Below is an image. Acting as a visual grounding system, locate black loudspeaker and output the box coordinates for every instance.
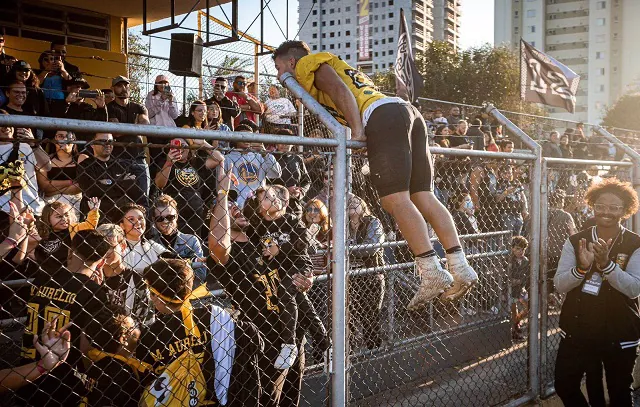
[169,33,203,78]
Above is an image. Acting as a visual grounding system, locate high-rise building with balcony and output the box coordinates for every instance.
[495,0,640,123]
[298,0,462,74]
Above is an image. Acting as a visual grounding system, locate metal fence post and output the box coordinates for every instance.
[485,103,542,401]
[539,159,550,395]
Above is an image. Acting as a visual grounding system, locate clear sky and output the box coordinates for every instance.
[136,0,495,55]
[459,0,495,49]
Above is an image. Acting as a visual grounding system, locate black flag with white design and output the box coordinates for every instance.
[520,39,580,113]
[394,8,423,103]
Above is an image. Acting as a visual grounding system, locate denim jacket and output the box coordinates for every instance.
[172,231,208,285]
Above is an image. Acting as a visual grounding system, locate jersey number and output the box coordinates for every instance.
[254,269,281,313]
[22,303,71,359]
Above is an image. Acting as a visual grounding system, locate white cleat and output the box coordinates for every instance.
[441,253,478,302]
[407,256,454,311]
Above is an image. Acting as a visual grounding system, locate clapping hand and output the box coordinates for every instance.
[593,238,613,269]
[33,318,71,372]
[577,238,595,270]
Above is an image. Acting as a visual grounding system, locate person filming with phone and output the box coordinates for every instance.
[36,51,70,112]
[49,74,107,137]
[145,74,179,128]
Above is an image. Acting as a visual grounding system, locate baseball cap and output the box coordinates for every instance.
[155,74,169,84]
[64,73,90,89]
[111,75,130,86]
[13,60,31,71]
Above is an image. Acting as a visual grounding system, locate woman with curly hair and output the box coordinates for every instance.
[554,177,640,407]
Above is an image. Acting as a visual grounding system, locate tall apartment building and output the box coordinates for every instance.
[495,0,640,123]
[298,0,462,75]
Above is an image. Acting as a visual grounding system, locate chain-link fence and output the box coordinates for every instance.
[1,72,640,406]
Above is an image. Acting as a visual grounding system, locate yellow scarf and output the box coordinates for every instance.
[148,284,211,337]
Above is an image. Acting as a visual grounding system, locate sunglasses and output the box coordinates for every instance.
[593,203,624,213]
[306,207,321,214]
[155,214,177,223]
[236,81,246,85]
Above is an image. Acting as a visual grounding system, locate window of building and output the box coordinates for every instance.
[382,63,386,68]
[312,10,317,15]
[313,33,318,38]
[531,41,535,47]
[389,12,394,18]
[337,20,341,24]
[382,14,385,20]
[2,3,112,50]
[374,52,378,57]
[382,39,386,44]
[346,19,351,24]
[374,40,379,45]
[514,11,519,17]
[330,32,335,37]
[346,30,351,35]
[596,18,606,26]
[330,44,335,49]
[346,42,351,48]
[389,37,394,43]
[598,84,605,92]
[313,21,317,27]
[596,51,605,59]
[389,25,394,30]
[375,15,378,20]
[529,25,536,33]
[338,31,341,36]
[596,1,606,9]
[389,49,394,55]
[526,9,536,18]
[597,68,605,75]
[375,27,378,33]
[375,64,378,69]
[382,51,386,56]
[322,45,326,50]
[322,33,326,38]
[313,45,318,50]
[389,0,393,5]
[330,20,335,26]
[346,6,351,11]
[322,9,326,14]
[322,21,326,26]
[346,54,351,60]
[382,26,386,32]
[330,8,334,13]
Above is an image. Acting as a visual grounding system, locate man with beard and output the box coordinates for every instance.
[554,178,640,406]
[106,76,150,197]
[208,166,309,406]
[77,133,147,222]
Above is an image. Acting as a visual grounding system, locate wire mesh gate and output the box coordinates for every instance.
[1,76,639,406]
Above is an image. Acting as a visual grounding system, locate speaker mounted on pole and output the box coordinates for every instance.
[169,33,203,78]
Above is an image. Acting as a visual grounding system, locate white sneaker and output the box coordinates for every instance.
[407,256,454,311]
[441,251,478,301]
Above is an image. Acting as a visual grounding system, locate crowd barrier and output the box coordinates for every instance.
[0,74,638,406]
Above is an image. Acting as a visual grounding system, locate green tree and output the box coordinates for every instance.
[127,31,151,104]
[602,93,640,131]
[371,41,544,118]
[213,55,252,77]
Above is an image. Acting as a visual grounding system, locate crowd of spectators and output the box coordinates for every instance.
[0,34,635,405]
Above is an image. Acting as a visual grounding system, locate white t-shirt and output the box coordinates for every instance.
[264,97,297,124]
[0,142,43,215]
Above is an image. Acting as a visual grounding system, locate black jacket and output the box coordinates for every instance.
[555,226,640,348]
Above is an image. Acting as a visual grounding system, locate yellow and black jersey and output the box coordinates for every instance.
[295,52,385,125]
[16,269,110,407]
[207,241,297,347]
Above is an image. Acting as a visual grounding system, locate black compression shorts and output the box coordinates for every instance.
[365,102,434,197]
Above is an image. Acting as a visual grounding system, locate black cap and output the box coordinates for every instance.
[63,73,90,89]
[13,60,31,71]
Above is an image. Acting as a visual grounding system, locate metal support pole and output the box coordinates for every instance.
[297,103,305,153]
[182,76,187,115]
[486,103,542,399]
[594,126,640,233]
[539,159,550,394]
[278,72,349,406]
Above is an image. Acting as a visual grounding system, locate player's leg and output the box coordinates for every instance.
[407,105,477,303]
[366,103,453,309]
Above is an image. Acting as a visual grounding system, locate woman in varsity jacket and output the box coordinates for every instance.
[553,177,640,407]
